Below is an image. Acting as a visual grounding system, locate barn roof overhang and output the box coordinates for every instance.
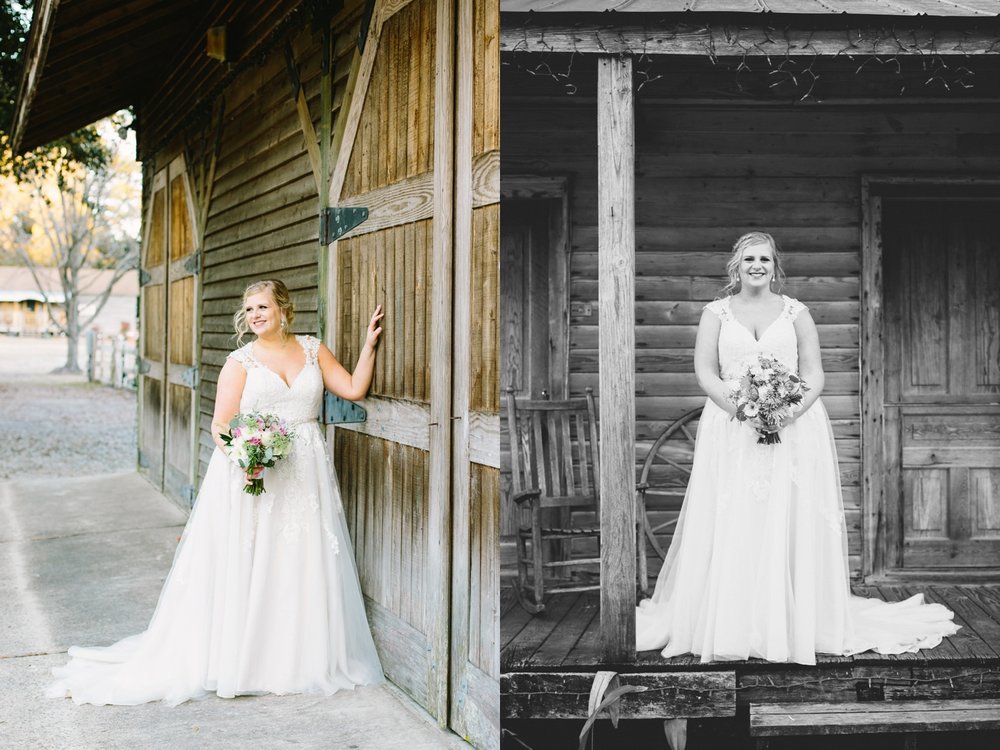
[10,0,217,154]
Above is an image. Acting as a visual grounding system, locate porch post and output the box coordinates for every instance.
[597,53,636,662]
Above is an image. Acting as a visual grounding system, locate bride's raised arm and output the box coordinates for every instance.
[694,307,737,417]
[317,304,384,401]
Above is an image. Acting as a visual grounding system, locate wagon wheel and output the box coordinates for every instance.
[639,407,702,562]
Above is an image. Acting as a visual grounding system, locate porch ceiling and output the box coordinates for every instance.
[11,0,216,154]
[500,0,1000,16]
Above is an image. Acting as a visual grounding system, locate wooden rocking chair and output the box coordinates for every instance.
[506,387,647,613]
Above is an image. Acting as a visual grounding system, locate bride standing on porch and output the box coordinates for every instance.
[636,232,959,664]
[47,279,385,704]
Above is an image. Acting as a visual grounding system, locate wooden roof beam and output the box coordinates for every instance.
[499,19,1000,57]
[11,0,60,154]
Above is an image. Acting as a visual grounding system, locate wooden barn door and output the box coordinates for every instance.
[881,196,1000,573]
[163,155,200,506]
[138,171,168,488]
[138,157,200,506]
[327,0,498,745]
[330,0,445,722]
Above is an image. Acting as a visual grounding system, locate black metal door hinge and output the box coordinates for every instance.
[322,392,367,424]
[320,206,368,245]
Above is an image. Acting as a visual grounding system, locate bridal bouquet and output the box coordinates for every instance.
[220,413,294,495]
[730,355,809,445]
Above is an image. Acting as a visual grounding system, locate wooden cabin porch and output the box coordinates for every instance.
[502,584,1000,727]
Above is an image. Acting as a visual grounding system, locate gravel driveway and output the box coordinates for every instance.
[0,336,137,480]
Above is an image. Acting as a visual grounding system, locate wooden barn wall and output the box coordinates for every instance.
[501,98,1000,581]
[196,16,362,479]
[138,0,303,157]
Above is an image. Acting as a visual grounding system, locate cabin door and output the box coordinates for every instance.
[500,198,568,401]
[138,157,200,507]
[882,196,1000,573]
[499,194,570,587]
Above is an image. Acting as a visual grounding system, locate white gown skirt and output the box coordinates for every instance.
[636,398,959,665]
[47,423,384,705]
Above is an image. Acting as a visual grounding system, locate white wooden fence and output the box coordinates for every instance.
[85,331,137,390]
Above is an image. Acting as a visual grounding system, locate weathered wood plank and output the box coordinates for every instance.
[573,250,860,277]
[924,586,1000,662]
[751,699,1000,736]
[574,276,860,302]
[597,53,636,663]
[425,0,453,723]
[573,324,859,350]
[502,670,737,720]
[571,348,860,373]
[499,23,1000,57]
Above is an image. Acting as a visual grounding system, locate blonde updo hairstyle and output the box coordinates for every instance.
[233,279,295,345]
[722,231,786,296]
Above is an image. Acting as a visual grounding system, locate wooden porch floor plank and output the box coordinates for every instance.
[529,594,598,667]
[924,585,1000,662]
[500,587,535,651]
[564,597,601,665]
[968,585,1000,618]
[501,592,580,668]
[963,586,1000,634]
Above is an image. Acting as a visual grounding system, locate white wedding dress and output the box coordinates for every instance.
[636,295,959,665]
[47,335,384,705]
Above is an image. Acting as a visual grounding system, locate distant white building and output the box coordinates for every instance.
[0,266,138,337]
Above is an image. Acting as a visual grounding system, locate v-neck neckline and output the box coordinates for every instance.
[727,295,787,343]
[251,336,307,389]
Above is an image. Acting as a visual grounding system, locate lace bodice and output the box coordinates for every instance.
[227,334,323,426]
[705,295,807,382]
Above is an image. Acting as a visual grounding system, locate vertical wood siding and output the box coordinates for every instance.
[334,429,433,706]
[341,0,436,198]
[472,0,499,158]
[502,99,1000,580]
[470,462,500,678]
[470,204,499,413]
[336,219,433,401]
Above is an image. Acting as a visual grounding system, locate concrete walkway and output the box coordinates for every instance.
[0,472,467,749]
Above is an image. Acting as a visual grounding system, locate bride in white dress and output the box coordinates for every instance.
[636,232,959,665]
[48,279,385,705]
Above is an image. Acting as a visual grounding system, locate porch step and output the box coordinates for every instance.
[750,699,1000,745]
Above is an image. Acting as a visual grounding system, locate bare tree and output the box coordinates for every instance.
[7,160,138,373]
